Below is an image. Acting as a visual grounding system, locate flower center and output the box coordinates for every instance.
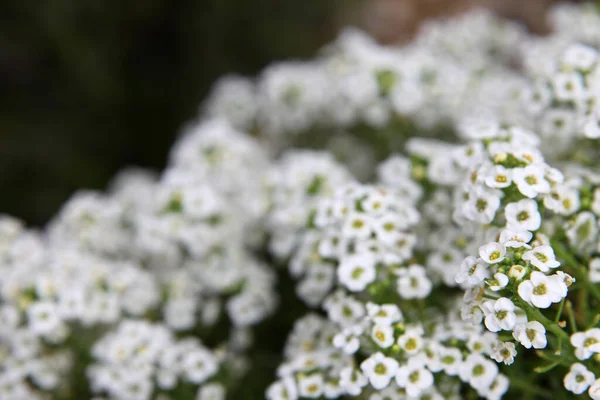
[476,199,488,212]
[533,284,547,296]
[525,175,538,185]
[517,211,530,222]
[473,364,485,377]
[374,363,387,375]
[351,267,364,279]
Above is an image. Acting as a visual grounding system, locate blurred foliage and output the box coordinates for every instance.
[0,0,351,226]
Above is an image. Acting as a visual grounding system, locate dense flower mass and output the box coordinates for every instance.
[2,3,600,400]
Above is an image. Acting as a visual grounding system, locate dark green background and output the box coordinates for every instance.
[0,0,352,226]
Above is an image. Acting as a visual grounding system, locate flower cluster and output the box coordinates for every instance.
[3,2,600,400]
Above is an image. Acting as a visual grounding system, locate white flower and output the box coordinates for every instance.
[592,188,600,216]
[499,228,533,249]
[481,298,517,332]
[590,258,600,283]
[522,245,560,272]
[360,352,399,390]
[366,302,403,325]
[455,256,489,286]
[518,272,567,309]
[337,253,377,292]
[183,348,218,384]
[490,341,517,365]
[566,211,598,253]
[397,326,424,355]
[396,265,432,299]
[342,212,373,240]
[339,367,368,396]
[552,72,585,101]
[371,323,395,349]
[438,346,463,376]
[484,165,512,189]
[395,356,434,398]
[458,353,499,392]
[463,187,501,224]
[266,377,298,400]
[505,199,541,231]
[483,374,510,400]
[27,302,61,335]
[513,321,547,349]
[513,165,550,199]
[571,328,600,360]
[298,374,324,398]
[333,325,363,354]
[562,43,598,71]
[487,273,509,292]
[196,383,225,400]
[564,363,595,394]
[502,261,520,278]
[478,242,506,264]
[590,379,600,400]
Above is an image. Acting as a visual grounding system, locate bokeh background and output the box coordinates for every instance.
[0,0,581,227]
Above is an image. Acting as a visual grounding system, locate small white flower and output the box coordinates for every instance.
[467,331,497,355]
[522,245,560,272]
[360,352,399,390]
[484,374,510,400]
[589,379,600,400]
[298,374,324,398]
[365,302,403,325]
[342,212,373,240]
[505,199,541,231]
[562,43,598,71]
[508,264,527,280]
[396,265,432,299]
[337,253,377,292]
[513,321,547,349]
[371,323,395,349]
[333,325,363,354]
[397,325,424,355]
[463,187,501,224]
[197,383,225,400]
[484,165,513,189]
[518,271,567,309]
[458,352,499,392]
[339,367,368,396]
[478,242,506,264]
[438,346,463,376]
[552,72,585,101]
[481,298,517,332]
[27,301,61,335]
[499,228,533,249]
[487,273,509,292]
[571,328,600,360]
[183,348,218,384]
[490,341,517,365]
[564,363,595,394]
[590,258,600,283]
[592,188,600,216]
[266,378,298,400]
[395,356,434,398]
[513,164,551,199]
[455,256,489,286]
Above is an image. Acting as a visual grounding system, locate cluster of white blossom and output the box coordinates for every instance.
[3,2,600,399]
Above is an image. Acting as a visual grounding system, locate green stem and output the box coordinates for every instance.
[565,300,577,333]
[554,297,565,323]
[521,300,570,342]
